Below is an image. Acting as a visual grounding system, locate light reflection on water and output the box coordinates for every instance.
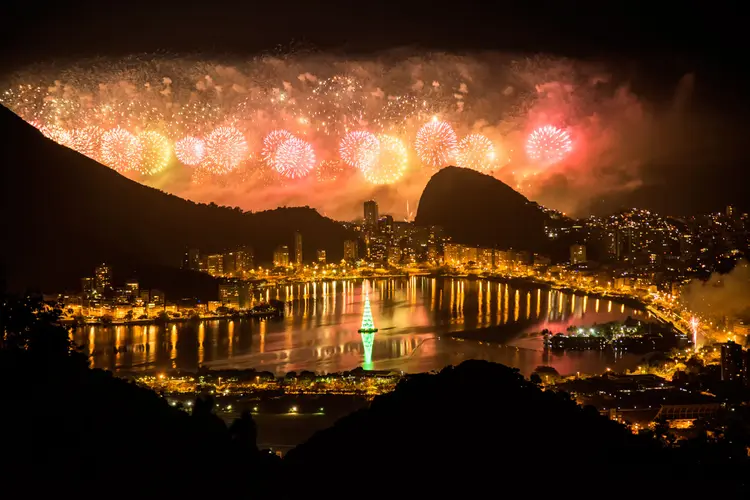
[76,277,645,376]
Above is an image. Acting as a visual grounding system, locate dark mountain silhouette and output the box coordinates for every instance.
[285,360,744,498]
[415,166,550,252]
[0,106,353,297]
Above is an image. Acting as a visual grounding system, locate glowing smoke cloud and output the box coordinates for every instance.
[1,53,687,218]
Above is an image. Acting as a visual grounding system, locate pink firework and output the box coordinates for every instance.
[261,129,294,166]
[339,130,380,171]
[203,126,248,174]
[415,119,457,169]
[175,136,206,166]
[272,137,316,179]
[526,125,572,163]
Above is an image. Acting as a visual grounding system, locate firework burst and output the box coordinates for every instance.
[456,134,496,173]
[415,118,457,169]
[363,134,408,185]
[39,124,74,147]
[137,131,171,175]
[68,126,103,160]
[203,126,248,174]
[174,136,206,166]
[272,137,316,179]
[261,129,294,166]
[101,127,142,172]
[339,131,380,171]
[526,125,572,164]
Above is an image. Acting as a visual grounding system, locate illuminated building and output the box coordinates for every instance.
[570,244,587,265]
[443,243,463,265]
[295,231,303,267]
[387,246,401,265]
[125,280,139,299]
[273,245,290,267]
[378,215,394,243]
[223,252,237,277]
[150,289,165,305]
[726,205,734,217]
[182,248,200,271]
[720,341,744,382]
[317,250,326,264]
[94,263,112,294]
[207,254,224,276]
[344,240,359,261]
[218,283,240,309]
[235,247,254,274]
[139,289,150,304]
[463,246,478,264]
[364,200,378,231]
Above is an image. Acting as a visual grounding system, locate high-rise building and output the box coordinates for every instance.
[223,252,237,277]
[207,254,224,276]
[150,289,165,305]
[235,247,254,274]
[274,245,290,267]
[570,244,587,265]
[317,250,326,264]
[727,205,734,218]
[344,240,359,261]
[364,200,378,231]
[378,215,394,242]
[182,248,200,271]
[94,263,112,294]
[721,341,744,382]
[295,231,303,266]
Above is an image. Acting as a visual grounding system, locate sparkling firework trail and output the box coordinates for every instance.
[272,137,316,179]
[101,127,142,172]
[137,131,171,175]
[415,118,457,169]
[339,131,380,171]
[203,126,248,174]
[174,136,206,166]
[364,134,408,185]
[39,124,74,148]
[315,160,347,183]
[455,134,496,173]
[526,125,572,164]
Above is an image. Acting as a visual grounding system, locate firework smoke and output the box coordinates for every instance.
[0,52,690,219]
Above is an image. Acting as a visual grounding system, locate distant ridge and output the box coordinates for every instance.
[415,167,549,252]
[0,106,353,297]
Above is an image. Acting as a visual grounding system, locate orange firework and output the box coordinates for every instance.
[69,126,103,161]
[174,136,206,166]
[363,134,408,185]
[456,134,496,173]
[137,131,171,175]
[415,118,457,170]
[203,126,248,174]
[101,127,142,172]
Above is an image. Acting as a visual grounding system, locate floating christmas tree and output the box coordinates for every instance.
[358,282,378,334]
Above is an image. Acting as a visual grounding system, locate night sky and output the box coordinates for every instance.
[3,1,749,215]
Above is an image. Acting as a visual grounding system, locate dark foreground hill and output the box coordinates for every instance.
[0,106,353,296]
[415,167,550,252]
[285,360,745,498]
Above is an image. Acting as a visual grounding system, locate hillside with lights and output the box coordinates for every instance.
[0,106,353,295]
